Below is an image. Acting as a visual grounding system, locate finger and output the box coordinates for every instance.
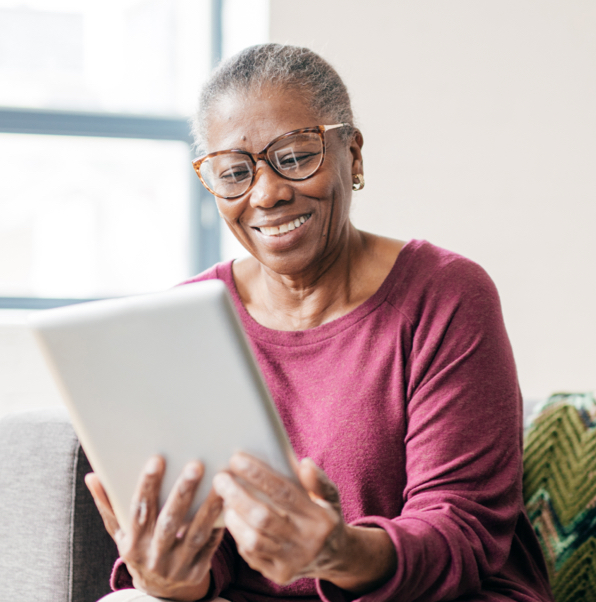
[298,458,342,515]
[228,453,308,512]
[213,471,298,541]
[224,507,284,559]
[85,472,121,539]
[129,456,164,538]
[153,461,204,549]
[183,487,225,553]
[223,508,299,586]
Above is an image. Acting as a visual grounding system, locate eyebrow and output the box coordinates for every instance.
[212,127,305,155]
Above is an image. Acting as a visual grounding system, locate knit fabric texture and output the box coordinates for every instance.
[524,392,596,602]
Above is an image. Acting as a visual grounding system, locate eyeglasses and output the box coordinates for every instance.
[192,123,349,200]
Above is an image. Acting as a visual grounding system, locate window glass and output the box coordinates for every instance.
[223,0,269,60]
[0,133,191,297]
[0,0,270,300]
[0,0,211,116]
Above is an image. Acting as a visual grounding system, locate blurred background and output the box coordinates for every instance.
[1,0,594,415]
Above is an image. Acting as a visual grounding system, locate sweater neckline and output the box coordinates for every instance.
[218,239,419,346]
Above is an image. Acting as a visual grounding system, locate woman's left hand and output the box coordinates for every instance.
[212,454,397,593]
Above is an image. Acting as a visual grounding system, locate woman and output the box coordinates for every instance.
[87,44,554,602]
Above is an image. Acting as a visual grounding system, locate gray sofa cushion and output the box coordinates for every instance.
[0,408,118,602]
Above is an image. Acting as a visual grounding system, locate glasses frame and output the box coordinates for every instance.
[192,123,349,200]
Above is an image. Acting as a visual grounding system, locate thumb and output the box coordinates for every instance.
[85,472,122,541]
[298,458,342,516]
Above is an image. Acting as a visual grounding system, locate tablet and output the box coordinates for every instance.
[29,279,296,531]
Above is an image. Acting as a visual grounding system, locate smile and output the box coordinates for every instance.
[257,214,311,237]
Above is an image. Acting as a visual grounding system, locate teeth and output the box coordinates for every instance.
[259,214,311,237]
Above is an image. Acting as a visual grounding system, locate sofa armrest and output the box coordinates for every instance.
[0,408,118,602]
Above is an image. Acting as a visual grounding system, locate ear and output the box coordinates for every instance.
[349,128,364,177]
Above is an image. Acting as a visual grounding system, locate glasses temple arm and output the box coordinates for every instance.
[322,123,350,131]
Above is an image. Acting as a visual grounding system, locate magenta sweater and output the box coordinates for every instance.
[113,240,553,602]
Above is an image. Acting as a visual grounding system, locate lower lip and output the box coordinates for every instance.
[253,217,311,250]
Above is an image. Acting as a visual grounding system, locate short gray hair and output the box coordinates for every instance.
[191,43,355,155]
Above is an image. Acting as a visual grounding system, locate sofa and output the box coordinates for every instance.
[0,408,118,602]
[1,394,595,602]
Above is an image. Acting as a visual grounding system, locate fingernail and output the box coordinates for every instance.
[145,457,161,475]
[183,463,201,480]
[231,453,250,471]
[213,473,231,496]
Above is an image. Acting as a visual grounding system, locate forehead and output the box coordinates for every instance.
[205,87,323,153]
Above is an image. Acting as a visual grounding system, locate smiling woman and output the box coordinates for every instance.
[89,44,555,602]
[206,90,362,281]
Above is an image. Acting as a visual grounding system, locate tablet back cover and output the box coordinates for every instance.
[29,280,295,530]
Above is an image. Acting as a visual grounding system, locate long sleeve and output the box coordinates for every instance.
[318,258,528,602]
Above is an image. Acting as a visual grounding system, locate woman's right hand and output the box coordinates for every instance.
[85,456,224,602]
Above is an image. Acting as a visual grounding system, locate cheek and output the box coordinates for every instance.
[301,169,350,208]
[320,176,352,220]
[218,200,244,225]
[322,157,352,208]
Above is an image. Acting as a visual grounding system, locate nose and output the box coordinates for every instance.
[248,160,293,209]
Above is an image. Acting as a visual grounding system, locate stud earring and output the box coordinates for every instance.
[352,173,365,191]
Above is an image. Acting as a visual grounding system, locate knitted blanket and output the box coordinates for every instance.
[524,392,596,602]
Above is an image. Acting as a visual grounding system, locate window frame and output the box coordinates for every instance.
[0,0,223,310]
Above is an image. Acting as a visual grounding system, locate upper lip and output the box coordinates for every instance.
[251,212,311,229]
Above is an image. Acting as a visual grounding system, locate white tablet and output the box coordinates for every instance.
[29,280,296,531]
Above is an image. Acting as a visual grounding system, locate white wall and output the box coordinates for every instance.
[270,0,596,401]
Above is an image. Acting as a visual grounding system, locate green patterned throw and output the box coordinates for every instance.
[524,392,596,602]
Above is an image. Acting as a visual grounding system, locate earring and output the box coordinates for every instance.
[352,173,365,191]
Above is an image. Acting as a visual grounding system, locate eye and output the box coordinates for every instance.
[217,160,252,184]
[274,148,320,171]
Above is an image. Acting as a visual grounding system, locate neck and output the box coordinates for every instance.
[238,223,371,331]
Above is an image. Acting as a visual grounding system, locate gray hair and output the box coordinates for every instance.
[191,43,355,155]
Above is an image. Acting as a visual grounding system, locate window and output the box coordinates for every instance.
[0,0,268,308]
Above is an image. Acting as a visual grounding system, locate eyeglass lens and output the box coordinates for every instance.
[199,131,324,198]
